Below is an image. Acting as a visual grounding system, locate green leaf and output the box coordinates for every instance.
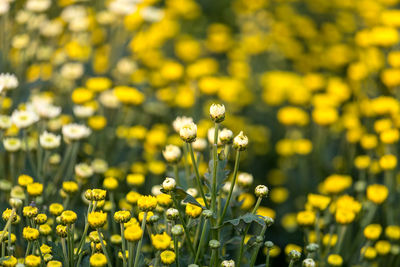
[216,213,266,233]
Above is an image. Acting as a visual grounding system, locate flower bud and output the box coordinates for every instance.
[9,198,22,208]
[166,208,179,220]
[162,177,176,191]
[221,260,235,267]
[302,258,316,267]
[180,122,197,143]
[233,131,248,151]
[256,236,264,243]
[264,216,274,226]
[306,243,319,253]
[202,209,213,219]
[210,104,225,123]
[171,224,184,236]
[264,241,274,248]
[289,250,301,261]
[209,239,221,249]
[186,188,198,197]
[192,138,207,151]
[162,145,181,163]
[255,185,269,198]
[219,128,233,144]
[149,214,159,224]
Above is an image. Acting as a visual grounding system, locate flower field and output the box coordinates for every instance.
[0,0,400,266]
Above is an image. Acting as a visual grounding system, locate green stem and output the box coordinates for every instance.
[170,194,196,257]
[76,201,95,257]
[219,150,241,225]
[288,259,295,267]
[195,219,208,264]
[211,123,219,213]
[61,238,69,267]
[121,223,127,267]
[173,164,180,187]
[334,225,347,254]
[188,144,209,209]
[97,229,113,267]
[174,236,180,267]
[265,248,270,267]
[209,249,216,267]
[133,211,147,267]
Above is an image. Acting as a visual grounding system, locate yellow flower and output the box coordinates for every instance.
[277,106,309,126]
[47,260,62,267]
[1,255,17,267]
[238,193,256,210]
[88,116,107,131]
[385,225,400,240]
[62,181,79,194]
[103,177,118,190]
[160,250,176,264]
[72,88,94,104]
[139,211,154,222]
[23,227,39,241]
[367,184,389,204]
[312,107,338,126]
[156,193,172,207]
[60,210,77,224]
[296,210,315,226]
[323,234,337,247]
[124,224,143,242]
[88,211,108,228]
[126,174,145,187]
[137,195,157,211]
[335,209,355,224]
[114,211,131,223]
[49,203,64,216]
[23,206,38,218]
[284,244,302,255]
[25,255,41,267]
[113,86,145,105]
[126,191,141,204]
[151,232,172,250]
[361,246,377,260]
[185,198,204,218]
[86,77,111,92]
[375,240,391,255]
[39,224,52,236]
[307,194,331,211]
[364,224,382,240]
[256,207,276,219]
[90,253,107,267]
[354,155,370,169]
[18,174,33,187]
[27,182,43,197]
[40,244,52,254]
[322,174,352,194]
[379,154,397,170]
[327,254,343,266]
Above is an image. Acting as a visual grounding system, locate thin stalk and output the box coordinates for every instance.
[133,211,147,267]
[195,219,208,264]
[170,194,196,257]
[0,208,15,243]
[249,225,268,267]
[174,235,180,267]
[173,164,180,186]
[211,123,219,213]
[110,192,117,234]
[188,144,209,209]
[61,238,69,267]
[209,249,216,267]
[120,223,127,267]
[219,151,241,225]
[97,229,113,267]
[288,259,295,267]
[265,248,270,267]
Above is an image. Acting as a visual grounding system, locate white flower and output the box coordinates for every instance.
[162,145,181,163]
[3,138,21,152]
[302,259,316,267]
[221,260,235,267]
[180,122,197,143]
[75,163,93,178]
[0,73,18,92]
[62,123,91,141]
[32,98,61,119]
[186,188,198,197]
[99,90,120,109]
[108,0,137,15]
[219,128,233,144]
[162,177,176,191]
[255,185,269,197]
[233,131,248,151]
[192,138,207,151]
[151,185,162,196]
[222,182,238,194]
[0,1,10,15]
[237,172,253,187]
[60,63,84,80]
[39,131,61,149]
[116,58,137,75]
[73,105,95,118]
[91,158,108,174]
[172,116,193,133]
[209,103,225,122]
[207,127,221,145]
[26,0,51,12]
[140,7,164,22]
[0,115,11,129]
[11,110,39,128]
[166,208,179,219]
